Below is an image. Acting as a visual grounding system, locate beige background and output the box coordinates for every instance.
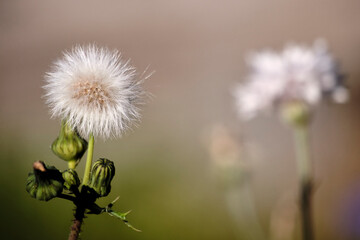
[1,1,360,239]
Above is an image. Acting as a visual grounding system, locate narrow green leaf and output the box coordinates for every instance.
[107,210,141,232]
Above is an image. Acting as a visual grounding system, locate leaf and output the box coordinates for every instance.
[107,210,142,232]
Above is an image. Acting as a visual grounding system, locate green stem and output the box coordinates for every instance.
[293,125,314,240]
[82,133,94,185]
[68,160,77,169]
[225,185,266,240]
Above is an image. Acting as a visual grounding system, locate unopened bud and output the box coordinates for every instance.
[26,161,64,201]
[62,169,80,190]
[89,158,115,197]
[51,121,88,162]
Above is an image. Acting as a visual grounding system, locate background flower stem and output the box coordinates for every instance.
[83,133,94,185]
[293,125,314,240]
[225,185,267,240]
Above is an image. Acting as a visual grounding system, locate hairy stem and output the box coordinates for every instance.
[82,133,94,185]
[68,205,85,240]
[294,125,314,240]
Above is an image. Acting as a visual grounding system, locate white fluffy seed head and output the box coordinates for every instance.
[44,44,144,140]
[234,40,348,120]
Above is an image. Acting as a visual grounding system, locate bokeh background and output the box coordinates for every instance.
[1,0,360,239]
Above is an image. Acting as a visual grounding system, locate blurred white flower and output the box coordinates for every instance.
[235,40,348,119]
[207,125,257,185]
[44,45,144,139]
[209,125,243,168]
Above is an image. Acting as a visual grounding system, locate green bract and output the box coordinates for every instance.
[89,158,115,197]
[62,169,80,190]
[281,102,310,127]
[26,161,64,201]
[52,121,88,162]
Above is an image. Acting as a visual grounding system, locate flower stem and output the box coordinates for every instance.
[82,133,94,185]
[68,160,77,169]
[68,205,85,240]
[293,125,314,240]
[225,185,266,240]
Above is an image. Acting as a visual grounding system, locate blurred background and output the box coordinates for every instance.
[1,0,360,239]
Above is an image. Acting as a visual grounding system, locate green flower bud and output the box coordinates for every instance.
[26,161,64,201]
[89,158,115,197]
[62,169,80,190]
[51,121,88,162]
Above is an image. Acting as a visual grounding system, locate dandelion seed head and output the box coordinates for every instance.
[44,44,144,139]
[234,40,348,120]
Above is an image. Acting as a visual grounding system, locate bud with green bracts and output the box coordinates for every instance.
[26,161,64,201]
[51,121,88,164]
[88,158,115,197]
[62,169,80,190]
